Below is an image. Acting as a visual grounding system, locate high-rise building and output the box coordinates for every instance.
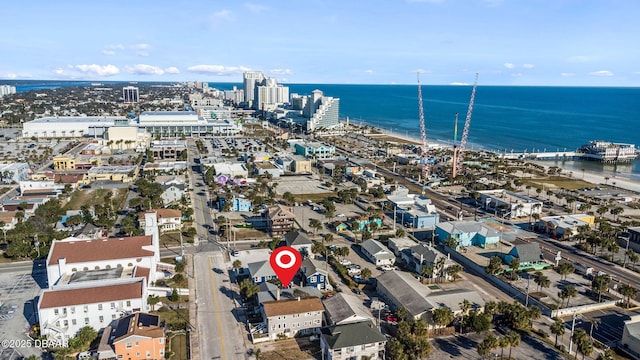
[305,90,340,131]
[123,86,139,104]
[0,85,17,98]
[243,71,265,108]
[256,77,290,111]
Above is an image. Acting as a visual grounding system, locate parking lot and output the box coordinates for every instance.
[570,307,640,348]
[0,266,46,358]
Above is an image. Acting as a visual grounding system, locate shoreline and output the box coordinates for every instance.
[351,123,640,194]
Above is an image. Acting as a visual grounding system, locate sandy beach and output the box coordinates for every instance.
[363,125,640,194]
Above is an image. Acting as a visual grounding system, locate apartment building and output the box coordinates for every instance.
[261,297,324,340]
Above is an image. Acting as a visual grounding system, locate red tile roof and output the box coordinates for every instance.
[47,236,154,266]
[133,267,151,282]
[138,209,182,220]
[39,280,143,308]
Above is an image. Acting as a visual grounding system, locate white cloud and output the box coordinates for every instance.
[124,64,165,75]
[503,63,515,69]
[130,43,151,56]
[450,82,469,86]
[210,10,234,25]
[72,64,120,76]
[187,64,250,75]
[5,73,17,79]
[165,66,180,74]
[522,64,535,69]
[588,70,614,77]
[244,3,268,13]
[269,68,292,75]
[511,73,522,77]
[364,69,375,74]
[101,50,116,56]
[415,69,431,74]
[561,72,576,77]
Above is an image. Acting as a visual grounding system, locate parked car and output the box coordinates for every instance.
[339,259,352,266]
[348,268,361,276]
[309,335,320,342]
[379,265,395,271]
[385,315,399,322]
[352,288,362,295]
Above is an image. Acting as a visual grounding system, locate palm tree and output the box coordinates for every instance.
[360,267,372,280]
[432,307,454,335]
[421,265,434,284]
[506,330,520,359]
[572,328,588,360]
[550,317,565,347]
[309,218,322,236]
[564,285,578,307]
[498,336,510,359]
[619,284,638,308]
[232,260,242,274]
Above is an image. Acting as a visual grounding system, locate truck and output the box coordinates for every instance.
[574,262,594,278]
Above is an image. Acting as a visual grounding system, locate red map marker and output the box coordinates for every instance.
[269,246,302,288]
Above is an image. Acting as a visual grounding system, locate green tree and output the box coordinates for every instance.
[557,262,575,281]
[360,267,372,279]
[485,256,503,275]
[68,326,98,352]
[240,278,260,298]
[309,218,322,235]
[432,307,454,335]
[619,283,638,308]
[148,294,160,311]
[572,328,588,360]
[232,259,242,273]
[564,285,578,307]
[445,264,463,281]
[550,317,565,347]
[591,274,610,303]
[498,336,510,359]
[506,330,521,359]
[444,236,458,250]
[168,288,179,302]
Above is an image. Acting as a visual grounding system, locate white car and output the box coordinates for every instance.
[348,268,361,276]
[380,265,395,271]
[337,213,345,217]
[339,259,352,266]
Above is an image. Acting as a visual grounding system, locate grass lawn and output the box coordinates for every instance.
[293,192,336,203]
[63,188,129,211]
[168,334,188,360]
[154,306,189,327]
[523,176,594,190]
[160,232,183,248]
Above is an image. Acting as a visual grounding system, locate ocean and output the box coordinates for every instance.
[6,80,640,179]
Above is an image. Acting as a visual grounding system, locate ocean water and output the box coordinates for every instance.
[7,80,640,179]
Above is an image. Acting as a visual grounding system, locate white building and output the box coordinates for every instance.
[256,77,289,111]
[360,239,396,266]
[138,209,182,233]
[622,315,640,360]
[22,116,125,138]
[243,71,266,108]
[0,85,17,97]
[211,162,249,178]
[137,111,242,137]
[305,90,340,131]
[157,175,186,205]
[38,213,163,341]
[123,86,139,103]
[38,278,147,341]
[0,163,30,184]
[478,189,543,219]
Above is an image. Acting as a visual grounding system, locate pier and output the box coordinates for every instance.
[498,151,578,160]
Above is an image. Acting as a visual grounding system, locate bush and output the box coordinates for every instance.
[175,262,185,272]
[157,306,169,312]
[173,274,184,283]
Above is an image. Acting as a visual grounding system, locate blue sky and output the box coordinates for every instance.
[1,0,639,86]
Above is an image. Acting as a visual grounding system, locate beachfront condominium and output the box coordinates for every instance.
[256,77,290,111]
[0,85,16,97]
[123,86,139,104]
[243,71,289,110]
[305,90,340,132]
[243,71,265,108]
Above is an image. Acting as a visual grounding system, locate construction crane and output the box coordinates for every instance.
[417,72,428,185]
[454,73,479,178]
[452,112,459,177]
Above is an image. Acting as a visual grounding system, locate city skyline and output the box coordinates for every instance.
[1,0,639,86]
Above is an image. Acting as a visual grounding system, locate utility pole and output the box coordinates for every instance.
[569,312,579,356]
[525,276,530,307]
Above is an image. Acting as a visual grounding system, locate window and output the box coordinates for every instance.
[125,343,132,349]
[99,316,104,323]
[54,309,59,315]
[135,341,139,346]
[85,318,89,325]
[112,314,116,320]
[94,266,100,270]
[117,356,123,359]
[98,304,103,311]
[146,352,150,358]
[126,300,131,307]
[159,338,164,344]
[84,306,88,313]
[70,307,75,314]
[159,350,164,356]
[136,353,140,357]
[72,319,76,325]
[110,303,115,309]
